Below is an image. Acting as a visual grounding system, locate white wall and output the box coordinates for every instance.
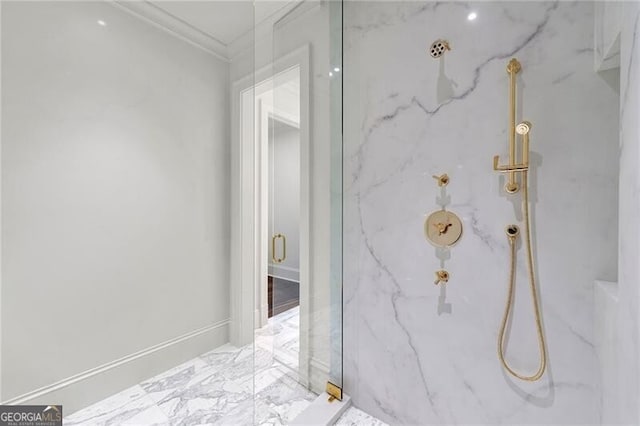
[1,1,230,412]
[343,2,619,424]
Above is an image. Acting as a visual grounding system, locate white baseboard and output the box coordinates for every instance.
[255,308,264,328]
[2,319,230,415]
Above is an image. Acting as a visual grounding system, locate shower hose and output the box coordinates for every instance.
[497,171,547,381]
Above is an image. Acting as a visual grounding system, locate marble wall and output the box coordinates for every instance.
[343,2,619,424]
[617,2,640,424]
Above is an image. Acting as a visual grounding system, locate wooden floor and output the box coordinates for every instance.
[268,276,300,317]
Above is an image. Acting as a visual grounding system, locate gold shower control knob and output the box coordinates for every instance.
[424,210,463,247]
[434,270,450,285]
[432,173,450,187]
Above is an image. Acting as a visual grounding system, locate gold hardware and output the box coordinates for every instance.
[517,121,531,166]
[429,39,450,58]
[271,233,287,264]
[432,173,450,187]
[326,381,342,402]
[498,185,547,381]
[503,58,521,193]
[494,59,547,381]
[506,57,521,74]
[434,269,449,285]
[505,224,520,240]
[424,210,463,248]
[492,155,529,173]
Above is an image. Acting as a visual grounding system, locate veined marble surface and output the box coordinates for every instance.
[65,308,382,425]
[256,306,301,371]
[343,1,619,425]
[617,2,640,424]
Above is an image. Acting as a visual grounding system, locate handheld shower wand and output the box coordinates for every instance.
[493,59,547,382]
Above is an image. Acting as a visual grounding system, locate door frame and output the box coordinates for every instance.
[230,45,310,382]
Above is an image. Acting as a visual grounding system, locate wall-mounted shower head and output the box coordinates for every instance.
[516,121,531,135]
[429,39,450,58]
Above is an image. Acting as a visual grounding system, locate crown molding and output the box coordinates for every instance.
[110,0,230,62]
[109,0,317,64]
[227,0,320,62]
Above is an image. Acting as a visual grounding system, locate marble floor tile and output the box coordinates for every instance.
[140,358,211,406]
[64,307,384,425]
[65,385,166,426]
[336,407,389,426]
[256,307,300,371]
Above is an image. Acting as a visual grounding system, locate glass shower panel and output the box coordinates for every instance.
[257,0,343,398]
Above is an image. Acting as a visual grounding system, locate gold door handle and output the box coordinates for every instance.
[280,234,286,263]
[271,233,286,264]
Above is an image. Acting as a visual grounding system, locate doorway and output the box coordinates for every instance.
[230,46,311,384]
[259,67,303,372]
[267,117,301,319]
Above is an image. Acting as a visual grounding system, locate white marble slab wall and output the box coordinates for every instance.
[594,280,619,423]
[343,2,619,424]
[617,2,640,424]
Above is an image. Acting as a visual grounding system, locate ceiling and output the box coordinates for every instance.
[148,1,289,47]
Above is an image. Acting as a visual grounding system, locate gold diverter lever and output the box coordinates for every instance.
[493,58,547,382]
[493,121,532,174]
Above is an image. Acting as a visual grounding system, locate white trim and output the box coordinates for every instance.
[269,264,301,274]
[1,319,229,405]
[230,81,257,347]
[269,264,301,283]
[227,1,303,61]
[109,0,318,63]
[228,1,322,61]
[258,97,270,328]
[270,109,300,130]
[255,308,262,329]
[110,1,230,62]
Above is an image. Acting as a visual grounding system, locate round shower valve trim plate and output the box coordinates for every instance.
[424,210,463,247]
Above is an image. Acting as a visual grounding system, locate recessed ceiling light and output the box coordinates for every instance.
[333,67,340,72]
[97,20,106,26]
[467,12,477,21]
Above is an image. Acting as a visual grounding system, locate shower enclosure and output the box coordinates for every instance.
[342,1,637,425]
[1,0,640,425]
